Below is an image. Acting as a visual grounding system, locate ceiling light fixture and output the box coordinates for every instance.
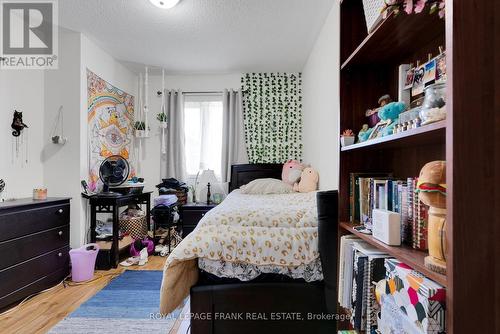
[149,0,181,9]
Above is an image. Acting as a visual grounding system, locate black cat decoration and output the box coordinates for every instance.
[11,110,28,137]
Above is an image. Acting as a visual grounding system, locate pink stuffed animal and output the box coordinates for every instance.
[282,160,305,185]
[293,167,319,193]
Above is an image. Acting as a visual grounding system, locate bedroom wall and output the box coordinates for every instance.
[76,35,139,247]
[41,29,139,247]
[302,3,340,190]
[0,70,45,199]
[139,73,241,193]
[43,28,82,247]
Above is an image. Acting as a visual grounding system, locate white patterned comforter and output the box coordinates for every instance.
[160,190,320,314]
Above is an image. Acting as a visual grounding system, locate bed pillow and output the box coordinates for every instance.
[240,178,293,194]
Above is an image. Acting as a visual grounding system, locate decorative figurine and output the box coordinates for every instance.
[365,94,392,128]
[206,182,212,205]
[11,110,29,137]
[358,124,370,142]
[417,161,447,274]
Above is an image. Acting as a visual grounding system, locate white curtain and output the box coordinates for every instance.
[221,89,248,182]
[163,90,186,181]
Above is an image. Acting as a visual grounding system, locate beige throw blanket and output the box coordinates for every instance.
[160,190,319,314]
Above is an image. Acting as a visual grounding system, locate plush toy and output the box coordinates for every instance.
[282,160,304,185]
[358,101,406,142]
[378,101,406,136]
[293,167,319,193]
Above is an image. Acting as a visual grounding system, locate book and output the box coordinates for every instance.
[349,172,391,224]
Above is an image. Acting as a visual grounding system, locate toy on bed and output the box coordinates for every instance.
[282,159,305,185]
[358,101,407,142]
[293,167,319,193]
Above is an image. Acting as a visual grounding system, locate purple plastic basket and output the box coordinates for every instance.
[69,243,99,282]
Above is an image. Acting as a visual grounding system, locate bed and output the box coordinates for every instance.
[160,164,338,333]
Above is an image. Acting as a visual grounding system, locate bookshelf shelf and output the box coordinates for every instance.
[341,120,446,152]
[340,222,447,287]
[341,11,445,70]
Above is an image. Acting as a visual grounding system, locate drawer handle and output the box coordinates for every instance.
[58,252,63,257]
[57,209,64,214]
[58,231,63,236]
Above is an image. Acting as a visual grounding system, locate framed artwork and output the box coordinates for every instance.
[368,120,392,140]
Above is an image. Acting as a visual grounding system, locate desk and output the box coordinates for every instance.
[83,192,152,269]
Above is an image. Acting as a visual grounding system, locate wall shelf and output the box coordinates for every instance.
[341,120,446,152]
[341,11,445,70]
[340,222,447,287]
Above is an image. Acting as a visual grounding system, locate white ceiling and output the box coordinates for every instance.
[59,0,334,74]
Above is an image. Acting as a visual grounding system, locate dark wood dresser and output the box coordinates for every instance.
[0,197,71,310]
[179,203,216,237]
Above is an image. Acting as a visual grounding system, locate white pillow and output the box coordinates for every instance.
[240,178,293,195]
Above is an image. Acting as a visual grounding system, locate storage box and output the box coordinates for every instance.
[383,259,446,333]
[372,209,401,246]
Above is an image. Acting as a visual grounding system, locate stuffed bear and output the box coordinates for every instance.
[293,167,319,193]
[282,160,304,185]
[358,102,406,142]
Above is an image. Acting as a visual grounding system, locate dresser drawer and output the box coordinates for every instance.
[0,203,69,242]
[182,210,208,226]
[0,225,70,270]
[0,266,68,310]
[0,246,69,297]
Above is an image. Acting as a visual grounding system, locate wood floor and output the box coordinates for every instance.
[0,256,187,334]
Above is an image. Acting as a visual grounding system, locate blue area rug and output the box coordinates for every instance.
[49,270,182,334]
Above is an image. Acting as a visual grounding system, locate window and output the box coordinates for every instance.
[184,94,223,178]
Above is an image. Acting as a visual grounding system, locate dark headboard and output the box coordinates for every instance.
[229,164,283,192]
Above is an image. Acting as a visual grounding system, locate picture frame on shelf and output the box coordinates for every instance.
[368,120,392,140]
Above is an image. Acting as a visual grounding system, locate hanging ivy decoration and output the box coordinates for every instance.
[241,72,303,163]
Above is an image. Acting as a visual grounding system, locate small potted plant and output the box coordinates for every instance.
[157,112,167,128]
[340,129,355,147]
[134,121,147,137]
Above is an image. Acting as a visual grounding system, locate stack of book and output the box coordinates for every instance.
[349,173,429,249]
[338,236,390,333]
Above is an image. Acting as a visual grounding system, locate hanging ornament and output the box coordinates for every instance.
[11,110,29,165]
[50,105,67,145]
[11,110,28,137]
[143,66,150,137]
[158,68,168,154]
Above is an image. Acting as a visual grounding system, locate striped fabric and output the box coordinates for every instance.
[49,271,182,334]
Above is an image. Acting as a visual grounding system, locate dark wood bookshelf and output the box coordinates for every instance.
[341,11,445,70]
[339,1,498,332]
[340,222,447,286]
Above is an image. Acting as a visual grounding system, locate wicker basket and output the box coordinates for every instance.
[119,214,148,239]
[362,0,386,32]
